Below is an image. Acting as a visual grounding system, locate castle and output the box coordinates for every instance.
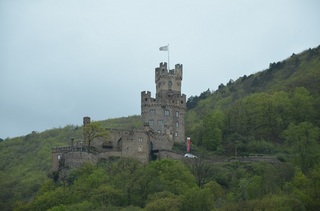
[52,62,186,171]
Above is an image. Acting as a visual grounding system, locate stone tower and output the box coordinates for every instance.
[141,62,186,142]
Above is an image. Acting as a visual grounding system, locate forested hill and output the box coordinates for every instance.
[187,45,320,111]
[186,45,320,155]
[0,115,142,210]
[1,45,320,211]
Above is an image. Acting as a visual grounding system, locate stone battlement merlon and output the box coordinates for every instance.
[141,91,156,104]
[141,91,153,99]
[141,91,151,96]
[155,63,183,83]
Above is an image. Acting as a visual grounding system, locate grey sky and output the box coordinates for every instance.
[1,0,320,138]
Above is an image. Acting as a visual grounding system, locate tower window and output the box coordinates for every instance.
[175,111,179,117]
[150,109,155,115]
[145,98,148,101]
[181,101,183,104]
[149,120,154,125]
[164,110,170,116]
[158,120,163,125]
[138,138,143,142]
[174,132,178,137]
[176,122,179,128]
[168,81,172,86]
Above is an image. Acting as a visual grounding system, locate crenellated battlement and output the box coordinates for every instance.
[155,62,183,83]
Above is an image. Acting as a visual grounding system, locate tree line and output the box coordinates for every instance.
[14,156,320,210]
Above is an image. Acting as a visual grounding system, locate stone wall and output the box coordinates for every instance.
[64,151,98,169]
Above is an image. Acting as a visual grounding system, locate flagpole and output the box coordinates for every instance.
[159,44,170,69]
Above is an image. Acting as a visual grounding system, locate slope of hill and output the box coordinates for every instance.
[0,115,142,210]
[186,45,320,156]
[187,45,320,112]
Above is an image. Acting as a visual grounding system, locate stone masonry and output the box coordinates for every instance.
[141,63,186,142]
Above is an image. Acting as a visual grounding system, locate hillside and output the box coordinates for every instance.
[0,115,142,210]
[186,45,320,155]
[1,46,320,210]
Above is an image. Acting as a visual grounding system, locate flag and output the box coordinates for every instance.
[159,45,168,51]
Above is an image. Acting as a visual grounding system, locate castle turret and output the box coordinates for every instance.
[155,63,183,97]
[141,62,186,142]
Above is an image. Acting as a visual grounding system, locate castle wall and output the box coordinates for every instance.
[81,127,153,164]
[150,133,174,151]
[64,152,98,168]
[52,151,61,172]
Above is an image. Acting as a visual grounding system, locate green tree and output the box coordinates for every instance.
[289,87,316,124]
[91,184,125,207]
[184,157,214,187]
[83,121,109,150]
[144,191,182,211]
[204,180,223,200]
[236,178,249,201]
[181,188,214,211]
[202,110,225,151]
[102,158,143,206]
[142,159,197,196]
[308,165,320,209]
[283,122,320,172]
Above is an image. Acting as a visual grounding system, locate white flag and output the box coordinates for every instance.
[159,45,168,51]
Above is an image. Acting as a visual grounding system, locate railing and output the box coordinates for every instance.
[52,145,101,155]
[52,145,88,153]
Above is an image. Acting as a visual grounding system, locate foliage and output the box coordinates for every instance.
[283,122,320,173]
[186,89,211,110]
[83,121,110,150]
[186,45,320,156]
[16,158,318,210]
[201,110,225,151]
[144,191,182,211]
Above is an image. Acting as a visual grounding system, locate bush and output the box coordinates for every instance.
[246,140,276,154]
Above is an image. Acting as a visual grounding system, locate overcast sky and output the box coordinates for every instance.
[1,0,320,138]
